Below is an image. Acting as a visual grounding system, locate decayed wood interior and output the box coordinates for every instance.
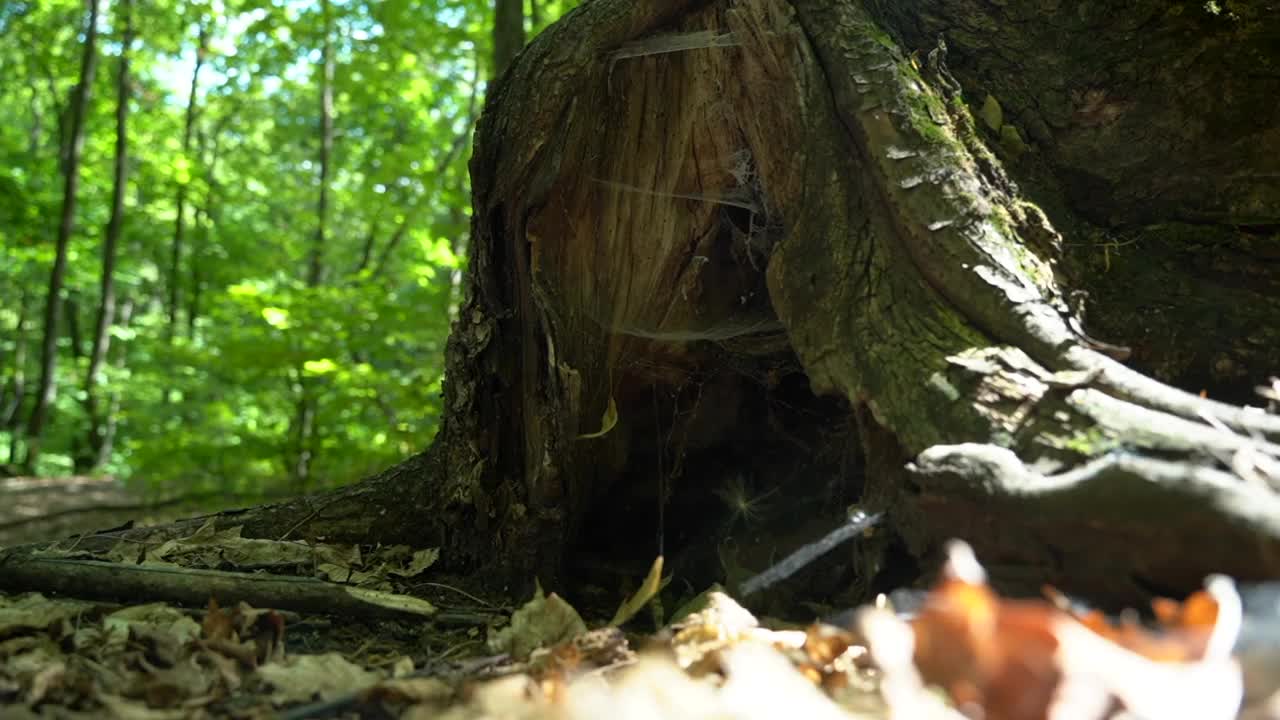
[514,4,880,607]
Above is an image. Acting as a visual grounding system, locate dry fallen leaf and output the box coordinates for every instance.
[487,583,588,661]
[860,540,1244,720]
[253,652,380,705]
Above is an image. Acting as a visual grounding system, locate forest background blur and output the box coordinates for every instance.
[0,0,566,498]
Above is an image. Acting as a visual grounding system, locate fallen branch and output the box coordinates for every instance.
[0,556,438,620]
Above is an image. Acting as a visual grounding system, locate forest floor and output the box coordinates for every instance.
[0,486,1275,719]
[0,476,279,547]
[0,476,153,547]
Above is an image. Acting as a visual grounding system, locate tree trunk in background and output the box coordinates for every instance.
[93,299,134,469]
[24,0,102,471]
[60,0,1280,612]
[291,0,336,488]
[64,295,87,470]
[0,292,29,429]
[1,290,30,472]
[308,0,333,290]
[190,124,226,341]
[24,78,43,158]
[354,222,378,275]
[63,297,84,363]
[369,220,408,281]
[493,0,524,77]
[188,210,205,340]
[529,0,542,31]
[82,0,134,473]
[166,21,208,354]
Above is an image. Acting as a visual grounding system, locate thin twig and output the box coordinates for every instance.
[413,581,499,609]
[738,511,883,597]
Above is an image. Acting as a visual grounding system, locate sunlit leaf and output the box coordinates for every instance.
[420,235,459,268]
[303,358,338,375]
[609,556,665,627]
[261,307,291,328]
[578,393,618,439]
[174,154,192,185]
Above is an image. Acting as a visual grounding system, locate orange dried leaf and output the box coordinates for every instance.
[911,579,1061,720]
[904,543,1063,719]
[885,541,1242,720]
[202,597,235,642]
[1153,589,1218,630]
[1049,584,1218,662]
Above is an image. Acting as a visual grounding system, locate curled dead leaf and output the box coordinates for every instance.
[859,540,1244,720]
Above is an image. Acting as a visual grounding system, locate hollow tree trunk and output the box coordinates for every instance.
[21,0,1279,610]
[428,0,1280,605]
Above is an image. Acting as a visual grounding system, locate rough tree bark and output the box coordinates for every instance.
[12,0,1279,611]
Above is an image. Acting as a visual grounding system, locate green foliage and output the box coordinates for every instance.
[0,0,572,491]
